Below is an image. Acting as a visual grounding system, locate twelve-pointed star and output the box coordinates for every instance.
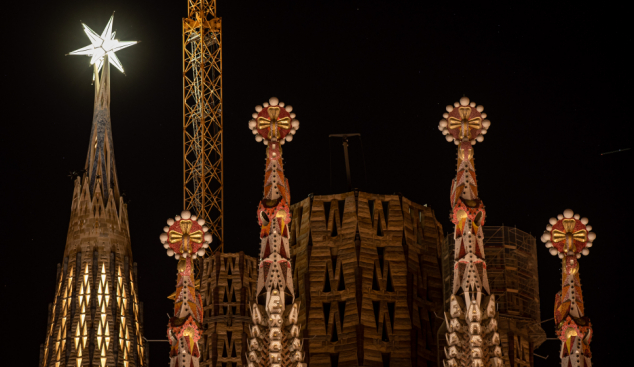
[68,14,137,74]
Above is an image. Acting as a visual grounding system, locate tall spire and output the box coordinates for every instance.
[541,209,595,367]
[159,210,212,367]
[85,57,119,203]
[246,97,306,367]
[40,16,144,367]
[68,14,137,204]
[439,96,502,367]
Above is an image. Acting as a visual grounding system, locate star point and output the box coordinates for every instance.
[68,14,137,74]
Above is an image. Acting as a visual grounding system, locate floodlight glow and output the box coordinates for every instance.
[68,14,137,74]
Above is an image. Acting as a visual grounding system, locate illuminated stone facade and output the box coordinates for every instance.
[40,56,146,367]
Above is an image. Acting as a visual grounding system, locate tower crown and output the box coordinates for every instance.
[438,96,491,145]
[248,96,300,144]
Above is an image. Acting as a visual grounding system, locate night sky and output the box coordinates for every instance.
[3,1,630,365]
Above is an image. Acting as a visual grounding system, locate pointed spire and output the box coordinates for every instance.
[440,96,501,367]
[84,57,119,205]
[441,96,490,297]
[158,211,210,367]
[248,97,307,367]
[541,209,595,366]
[67,15,137,206]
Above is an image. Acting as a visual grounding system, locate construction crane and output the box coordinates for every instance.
[182,0,223,252]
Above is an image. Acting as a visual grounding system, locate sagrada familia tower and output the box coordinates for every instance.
[160,209,212,367]
[542,210,595,367]
[39,16,146,367]
[439,97,502,367]
[38,4,599,367]
[246,98,306,367]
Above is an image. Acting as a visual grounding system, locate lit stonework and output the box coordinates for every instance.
[442,226,547,366]
[288,192,445,367]
[541,210,595,367]
[246,97,306,367]
[159,210,213,367]
[438,97,502,367]
[40,15,144,367]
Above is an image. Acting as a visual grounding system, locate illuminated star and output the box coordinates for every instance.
[68,14,137,74]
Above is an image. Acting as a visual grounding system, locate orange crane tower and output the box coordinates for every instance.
[183,0,223,252]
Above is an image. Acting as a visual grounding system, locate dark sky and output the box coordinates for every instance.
[2,1,630,365]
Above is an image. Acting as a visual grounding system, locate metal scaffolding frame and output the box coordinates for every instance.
[183,0,224,252]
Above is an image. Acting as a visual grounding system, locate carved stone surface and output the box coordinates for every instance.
[441,226,547,367]
[40,60,145,367]
[289,191,445,367]
[199,253,259,367]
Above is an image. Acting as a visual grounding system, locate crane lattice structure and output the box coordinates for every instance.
[183,0,223,252]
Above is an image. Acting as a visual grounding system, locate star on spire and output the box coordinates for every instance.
[68,14,137,74]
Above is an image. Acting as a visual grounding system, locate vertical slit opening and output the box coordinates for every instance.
[337,261,346,291]
[382,314,390,342]
[381,353,390,367]
[372,301,380,331]
[330,353,339,367]
[323,302,331,331]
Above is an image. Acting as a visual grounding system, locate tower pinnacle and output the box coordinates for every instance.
[40,16,144,367]
[439,96,502,367]
[159,210,212,367]
[247,97,306,367]
[541,209,595,366]
[67,14,137,204]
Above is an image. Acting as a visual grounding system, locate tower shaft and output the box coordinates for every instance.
[440,98,502,367]
[183,0,224,253]
[168,258,204,367]
[542,210,595,367]
[41,58,146,367]
[245,99,305,367]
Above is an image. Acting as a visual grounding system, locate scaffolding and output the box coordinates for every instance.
[183,0,224,252]
[442,225,542,322]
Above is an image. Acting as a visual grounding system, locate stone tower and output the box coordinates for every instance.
[542,209,595,367]
[288,192,445,367]
[442,226,547,366]
[245,97,306,367]
[40,20,145,367]
[438,96,502,367]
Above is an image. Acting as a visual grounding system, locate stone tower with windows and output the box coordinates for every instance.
[289,191,445,367]
[40,31,146,367]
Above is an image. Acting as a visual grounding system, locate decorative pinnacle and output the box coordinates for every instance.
[248,97,299,145]
[159,210,212,260]
[438,96,490,146]
[541,209,596,259]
